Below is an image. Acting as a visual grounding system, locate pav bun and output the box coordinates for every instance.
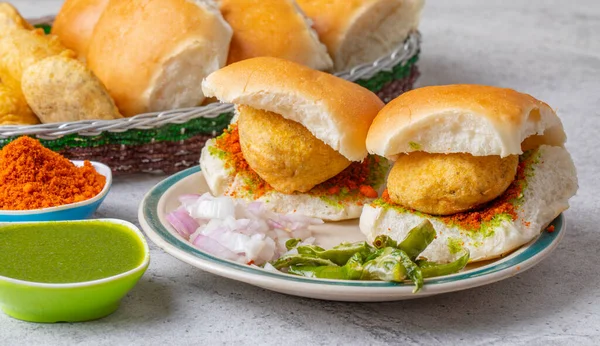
[296,0,424,71]
[202,57,384,161]
[220,0,332,70]
[52,0,109,60]
[87,0,232,117]
[367,84,567,159]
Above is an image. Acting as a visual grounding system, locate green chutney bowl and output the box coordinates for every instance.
[0,219,150,323]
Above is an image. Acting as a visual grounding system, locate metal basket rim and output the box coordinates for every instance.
[1,19,421,139]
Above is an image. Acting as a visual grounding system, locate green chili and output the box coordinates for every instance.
[271,254,337,270]
[285,238,302,251]
[372,221,436,261]
[397,220,436,261]
[295,241,373,265]
[289,253,364,280]
[417,250,470,278]
[373,235,398,249]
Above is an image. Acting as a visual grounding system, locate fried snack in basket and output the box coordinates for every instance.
[22,55,121,123]
[0,28,70,83]
[0,81,39,125]
[0,3,33,32]
[0,27,120,123]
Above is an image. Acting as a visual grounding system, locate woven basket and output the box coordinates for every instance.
[2,17,421,174]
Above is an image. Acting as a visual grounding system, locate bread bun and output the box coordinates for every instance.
[367,84,567,159]
[202,57,384,161]
[0,3,33,31]
[296,0,423,72]
[360,145,578,262]
[220,0,332,71]
[200,138,371,221]
[87,0,232,117]
[52,0,109,60]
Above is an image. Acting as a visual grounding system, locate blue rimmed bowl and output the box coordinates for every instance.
[0,161,112,222]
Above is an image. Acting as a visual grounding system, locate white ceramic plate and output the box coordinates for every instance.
[138,167,566,302]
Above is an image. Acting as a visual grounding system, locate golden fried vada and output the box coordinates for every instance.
[0,28,72,84]
[387,152,518,215]
[360,84,578,263]
[0,27,120,124]
[21,55,121,123]
[238,105,350,194]
[200,57,385,220]
[0,81,39,125]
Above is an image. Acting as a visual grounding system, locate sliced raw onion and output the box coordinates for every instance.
[166,208,200,239]
[169,193,319,265]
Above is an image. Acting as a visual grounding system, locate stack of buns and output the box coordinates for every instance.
[0,0,423,124]
[42,0,422,120]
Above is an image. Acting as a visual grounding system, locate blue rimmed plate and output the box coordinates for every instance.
[138,167,565,302]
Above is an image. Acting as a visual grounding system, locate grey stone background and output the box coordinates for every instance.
[2,1,599,345]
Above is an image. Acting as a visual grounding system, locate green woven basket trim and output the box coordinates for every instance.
[356,53,419,93]
[34,23,52,34]
[0,112,233,150]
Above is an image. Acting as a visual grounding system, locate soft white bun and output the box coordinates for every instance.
[220,0,332,71]
[200,138,367,221]
[360,145,578,263]
[367,85,567,159]
[52,0,109,60]
[296,0,423,72]
[87,0,232,117]
[202,57,384,161]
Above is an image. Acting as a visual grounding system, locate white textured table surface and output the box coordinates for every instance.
[3,1,600,345]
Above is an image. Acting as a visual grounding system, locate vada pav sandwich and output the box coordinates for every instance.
[360,84,578,262]
[200,57,388,221]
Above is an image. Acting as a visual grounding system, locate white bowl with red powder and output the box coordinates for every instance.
[0,160,112,222]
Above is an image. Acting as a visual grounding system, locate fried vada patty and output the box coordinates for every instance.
[0,81,39,125]
[387,152,519,215]
[238,105,351,194]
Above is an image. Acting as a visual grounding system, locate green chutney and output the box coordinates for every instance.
[0,221,145,283]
